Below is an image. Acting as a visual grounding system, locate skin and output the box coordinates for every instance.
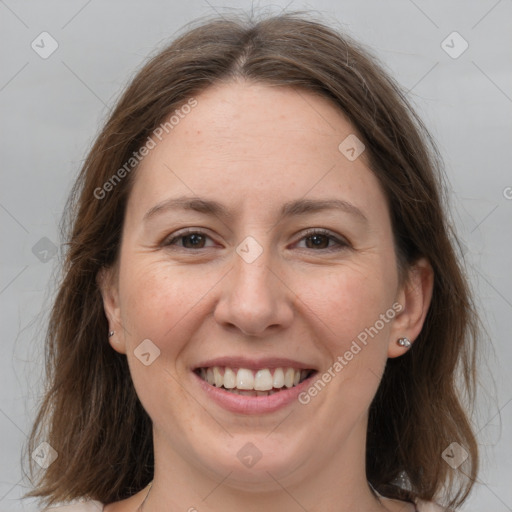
[99,81,434,512]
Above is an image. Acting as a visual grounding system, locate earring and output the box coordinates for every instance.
[397,337,411,348]
[108,330,115,337]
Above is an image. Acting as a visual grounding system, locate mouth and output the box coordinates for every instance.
[194,366,316,397]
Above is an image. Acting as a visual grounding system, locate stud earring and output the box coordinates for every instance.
[397,337,412,348]
[108,330,115,337]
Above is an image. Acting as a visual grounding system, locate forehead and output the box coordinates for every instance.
[126,81,388,224]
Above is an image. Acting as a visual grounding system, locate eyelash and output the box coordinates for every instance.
[162,227,349,252]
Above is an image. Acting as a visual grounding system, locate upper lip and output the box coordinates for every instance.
[193,356,317,371]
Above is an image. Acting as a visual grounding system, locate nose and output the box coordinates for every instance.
[213,245,295,337]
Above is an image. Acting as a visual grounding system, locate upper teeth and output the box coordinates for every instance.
[199,367,310,391]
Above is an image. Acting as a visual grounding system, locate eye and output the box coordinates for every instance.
[163,229,216,249]
[162,227,349,252]
[294,228,349,251]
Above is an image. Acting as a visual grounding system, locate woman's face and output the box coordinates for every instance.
[100,81,431,492]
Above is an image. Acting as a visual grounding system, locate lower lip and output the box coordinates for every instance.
[193,371,316,415]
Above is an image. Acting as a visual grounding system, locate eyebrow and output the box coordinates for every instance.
[142,196,368,224]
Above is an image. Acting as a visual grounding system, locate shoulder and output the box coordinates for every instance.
[42,499,104,512]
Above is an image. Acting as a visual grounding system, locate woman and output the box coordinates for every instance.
[27,12,480,512]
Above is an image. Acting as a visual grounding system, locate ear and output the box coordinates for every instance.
[96,266,127,355]
[388,257,434,358]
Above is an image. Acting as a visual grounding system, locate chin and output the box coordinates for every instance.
[192,436,309,489]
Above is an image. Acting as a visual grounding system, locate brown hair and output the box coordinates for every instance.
[26,11,480,509]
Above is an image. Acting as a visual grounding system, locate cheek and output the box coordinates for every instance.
[118,259,214,343]
[298,261,396,350]
[117,260,208,423]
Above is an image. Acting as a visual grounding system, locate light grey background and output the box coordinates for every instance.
[1,1,511,511]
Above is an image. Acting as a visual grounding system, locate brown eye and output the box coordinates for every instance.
[164,230,214,250]
[304,233,331,249]
[179,233,207,249]
[296,229,349,251]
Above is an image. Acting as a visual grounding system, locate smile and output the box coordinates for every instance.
[195,366,315,396]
